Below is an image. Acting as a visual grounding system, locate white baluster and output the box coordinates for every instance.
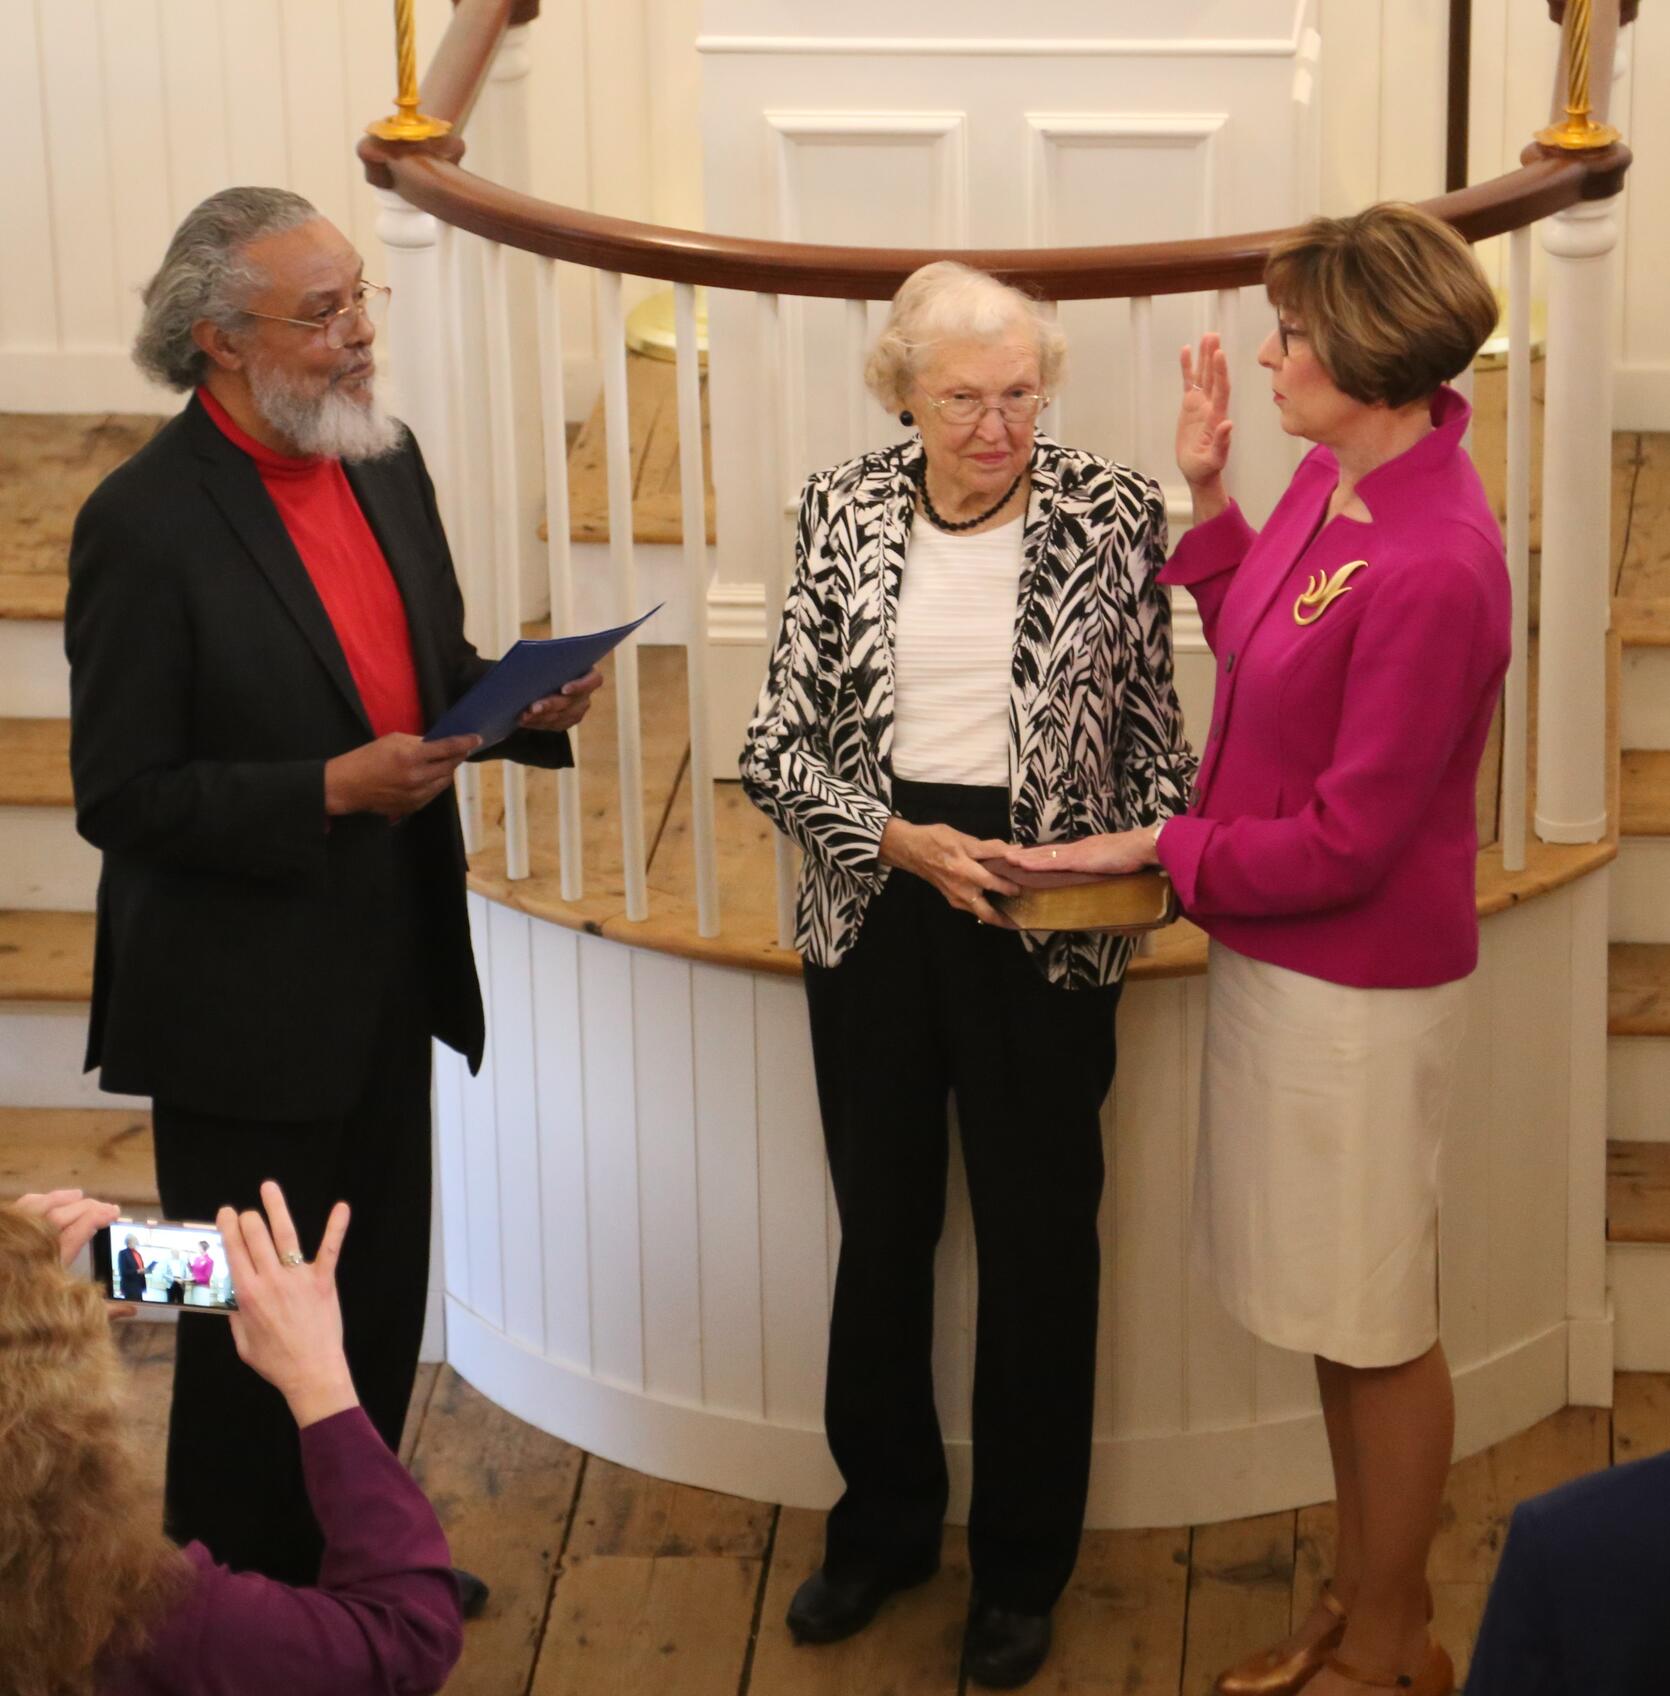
[1536,195,1618,844]
[1129,295,1154,470]
[756,291,797,949]
[537,257,583,902]
[845,297,869,457]
[676,282,720,937]
[1501,224,1532,873]
[598,271,650,920]
[1213,286,1239,366]
[1040,298,1065,444]
[484,240,529,880]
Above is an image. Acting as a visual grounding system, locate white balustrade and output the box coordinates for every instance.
[1128,294,1154,468]
[844,297,869,456]
[1536,194,1620,845]
[536,257,584,902]
[597,271,650,920]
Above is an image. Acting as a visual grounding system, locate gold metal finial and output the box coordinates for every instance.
[1537,0,1621,150]
[367,0,452,143]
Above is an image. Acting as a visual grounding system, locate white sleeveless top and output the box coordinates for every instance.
[891,513,1026,786]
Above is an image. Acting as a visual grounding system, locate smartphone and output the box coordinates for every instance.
[91,1217,238,1314]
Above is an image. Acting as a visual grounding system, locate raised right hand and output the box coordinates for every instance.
[1176,332,1234,495]
[324,732,481,819]
[879,818,1020,928]
[219,1181,358,1429]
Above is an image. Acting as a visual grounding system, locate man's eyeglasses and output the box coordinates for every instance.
[241,281,392,349]
[921,388,1048,427]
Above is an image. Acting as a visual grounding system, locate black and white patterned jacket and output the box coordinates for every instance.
[739,434,1197,988]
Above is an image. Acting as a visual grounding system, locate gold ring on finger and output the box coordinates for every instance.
[280,1250,306,1268]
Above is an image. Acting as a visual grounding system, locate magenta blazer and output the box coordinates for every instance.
[1154,386,1510,988]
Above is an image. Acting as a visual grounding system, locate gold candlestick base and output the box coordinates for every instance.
[1536,108,1621,151]
[367,97,452,143]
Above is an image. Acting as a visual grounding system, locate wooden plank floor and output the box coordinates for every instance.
[109,1326,1670,1696]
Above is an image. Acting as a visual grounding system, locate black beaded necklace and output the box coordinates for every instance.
[916,459,1028,534]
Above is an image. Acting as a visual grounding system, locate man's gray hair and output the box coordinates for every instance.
[133,186,319,392]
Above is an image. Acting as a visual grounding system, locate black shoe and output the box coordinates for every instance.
[963,1597,1052,1689]
[785,1559,938,1645]
[452,1567,490,1621]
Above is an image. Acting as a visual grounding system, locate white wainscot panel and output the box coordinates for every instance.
[444,884,1593,1526]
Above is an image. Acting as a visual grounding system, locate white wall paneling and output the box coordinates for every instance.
[439,875,1606,1527]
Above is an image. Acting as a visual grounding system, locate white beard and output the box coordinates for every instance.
[247,356,404,462]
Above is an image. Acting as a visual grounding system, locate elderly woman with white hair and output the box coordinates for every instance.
[741,261,1195,1688]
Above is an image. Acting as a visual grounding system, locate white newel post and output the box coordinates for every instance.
[1535,193,1619,844]
[375,191,483,850]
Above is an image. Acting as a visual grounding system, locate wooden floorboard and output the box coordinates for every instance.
[1181,1514,1296,1695]
[410,1366,587,1695]
[104,1327,1656,1696]
[1620,748,1670,836]
[0,907,95,1002]
[1608,942,1670,1035]
[0,716,72,806]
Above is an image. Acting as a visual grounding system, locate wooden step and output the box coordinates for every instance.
[0,717,72,807]
[1616,598,1670,648]
[0,909,95,1002]
[0,1105,155,1208]
[0,571,67,621]
[544,352,716,548]
[1608,1140,1670,1244]
[1611,944,1670,1036]
[0,412,165,576]
[1621,749,1670,836]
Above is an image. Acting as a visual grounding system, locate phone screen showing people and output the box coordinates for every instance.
[93,1218,237,1313]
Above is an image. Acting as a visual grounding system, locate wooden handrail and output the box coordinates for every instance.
[374,144,1629,301]
[364,0,1630,298]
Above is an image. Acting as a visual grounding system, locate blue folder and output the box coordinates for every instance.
[425,605,661,750]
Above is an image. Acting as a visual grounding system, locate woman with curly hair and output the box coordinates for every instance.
[0,1183,462,1696]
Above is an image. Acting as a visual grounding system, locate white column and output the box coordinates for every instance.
[373,191,455,541]
[1535,194,1619,845]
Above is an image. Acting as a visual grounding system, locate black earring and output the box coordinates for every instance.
[899,410,914,427]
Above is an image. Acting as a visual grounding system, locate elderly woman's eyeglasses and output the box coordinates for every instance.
[921,387,1048,427]
[240,281,392,349]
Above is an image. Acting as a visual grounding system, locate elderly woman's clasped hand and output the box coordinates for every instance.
[880,816,1020,927]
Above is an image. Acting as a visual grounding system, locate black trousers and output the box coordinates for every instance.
[151,849,436,1585]
[803,780,1120,1614]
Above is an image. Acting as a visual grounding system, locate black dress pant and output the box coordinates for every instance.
[150,841,437,1585]
[803,780,1120,1614]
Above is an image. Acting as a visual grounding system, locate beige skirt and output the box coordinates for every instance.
[1194,940,1469,1368]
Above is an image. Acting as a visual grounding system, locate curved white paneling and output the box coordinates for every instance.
[438,877,1607,1526]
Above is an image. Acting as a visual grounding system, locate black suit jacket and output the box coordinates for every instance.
[65,394,569,1120]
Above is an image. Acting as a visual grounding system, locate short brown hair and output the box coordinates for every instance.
[1264,202,1498,410]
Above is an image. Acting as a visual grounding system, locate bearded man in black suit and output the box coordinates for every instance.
[66,187,599,1594]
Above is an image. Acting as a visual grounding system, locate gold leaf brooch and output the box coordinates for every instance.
[1293,559,1368,626]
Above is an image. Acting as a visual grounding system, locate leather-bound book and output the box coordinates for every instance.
[978,861,1177,935]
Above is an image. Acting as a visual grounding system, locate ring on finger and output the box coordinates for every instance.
[280,1250,306,1268]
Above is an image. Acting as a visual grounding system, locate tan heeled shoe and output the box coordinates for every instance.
[1321,1641,1455,1695]
[1213,1581,1348,1696]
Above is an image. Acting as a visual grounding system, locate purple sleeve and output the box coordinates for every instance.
[135,1408,462,1696]
[1156,501,1257,653]
[1156,555,1491,918]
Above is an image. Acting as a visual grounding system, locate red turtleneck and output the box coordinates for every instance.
[199,387,424,738]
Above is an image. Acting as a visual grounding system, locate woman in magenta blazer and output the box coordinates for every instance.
[1011,204,1505,1696]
